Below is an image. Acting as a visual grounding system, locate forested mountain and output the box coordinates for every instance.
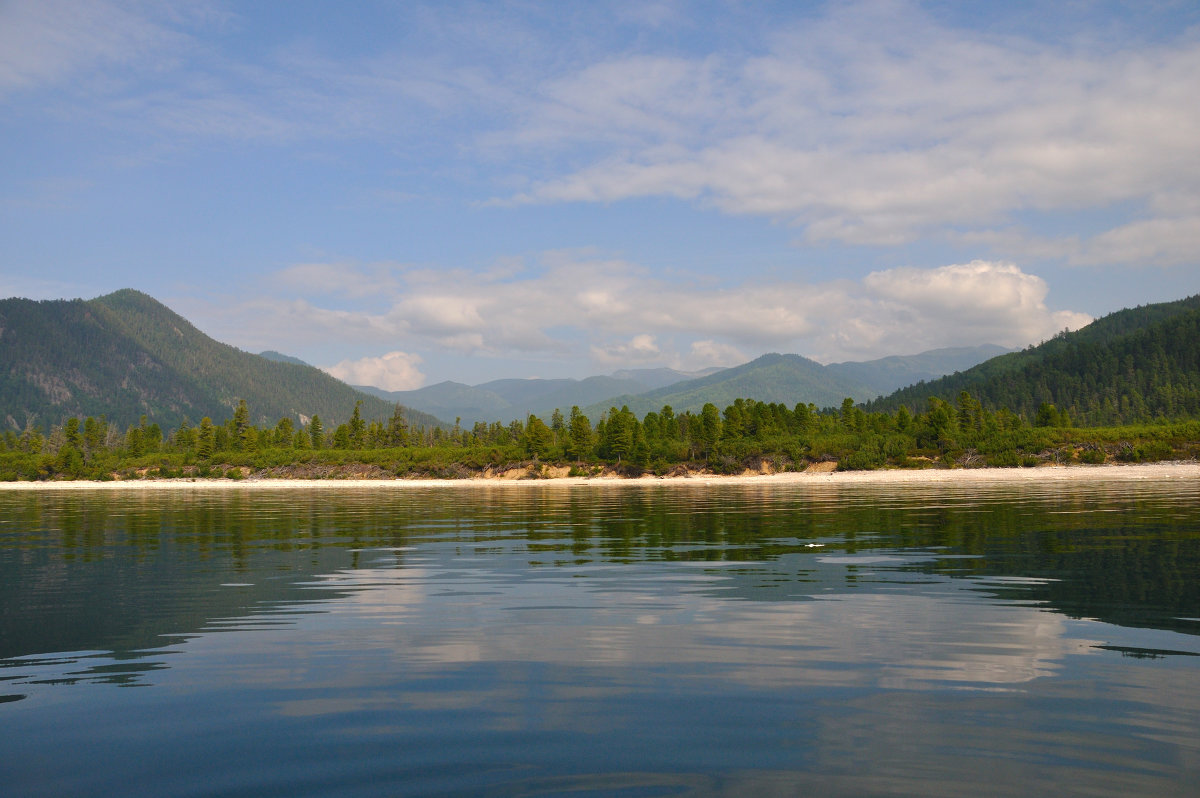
[866,295,1200,424]
[583,353,876,418]
[0,290,442,430]
[578,346,1007,420]
[360,368,713,425]
[826,345,1011,397]
[362,347,1003,426]
[258,350,311,367]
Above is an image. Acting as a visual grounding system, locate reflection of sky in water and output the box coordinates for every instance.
[3,480,1200,796]
[302,558,1099,690]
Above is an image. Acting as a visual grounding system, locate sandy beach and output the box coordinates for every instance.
[0,461,1196,490]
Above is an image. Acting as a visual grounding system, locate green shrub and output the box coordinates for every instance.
[1135,441,1174,462]
[986,450,1020,468]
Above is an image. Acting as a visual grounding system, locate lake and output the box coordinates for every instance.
[2,476,1199,796]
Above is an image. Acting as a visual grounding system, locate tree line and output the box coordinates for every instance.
[2,392,1197,482]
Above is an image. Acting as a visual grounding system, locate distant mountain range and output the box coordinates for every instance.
[0,290,442,430]
[579,346,1010,420]
[357,345,1008,424]
[26,284,1189,433]
[866,294,1200,424]
[354,367,721,425]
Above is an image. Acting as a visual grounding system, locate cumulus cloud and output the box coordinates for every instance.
[221,253,1090,370]
[861,260,1092,352]
[324,351,425,391]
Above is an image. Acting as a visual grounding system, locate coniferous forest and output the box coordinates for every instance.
[2,392,1197,482]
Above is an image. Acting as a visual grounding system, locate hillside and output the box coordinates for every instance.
[361,369,711,425]
[582,353,876,419]
[259,350,311,367]
[575,345,1007,420]
[826,345,1011,397]
[361,346,1003,426]
[0,290,443,430]
[865,295,1200,424]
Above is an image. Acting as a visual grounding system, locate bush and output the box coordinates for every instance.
[1135,441,1174,462]
[986,450,1020,468]
[839,446,885,471]
[1078,448,1106,464]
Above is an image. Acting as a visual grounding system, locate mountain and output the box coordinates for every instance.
[609,366,724,391]
[358,346,1007,425]
[360,368,711,425]
[582,353,877,419]
[577,345,1010,420]
[0,290,443,431]
[865,295,1200,424]
[355,381,510,426]
[825,344,1013,398]
[258,350,311,367]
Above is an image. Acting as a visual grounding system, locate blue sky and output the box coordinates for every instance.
[3,0,1199,389]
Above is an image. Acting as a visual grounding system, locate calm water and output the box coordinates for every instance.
[2,478,1199,797]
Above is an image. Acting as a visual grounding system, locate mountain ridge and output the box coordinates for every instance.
[0,290,443,430]
[865,295,1200,423]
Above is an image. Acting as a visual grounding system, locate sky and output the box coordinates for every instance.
[2,0,1199,390]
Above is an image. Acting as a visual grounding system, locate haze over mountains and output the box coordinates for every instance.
[353,348,1007,424]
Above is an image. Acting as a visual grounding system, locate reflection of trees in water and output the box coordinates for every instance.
[1,482,1197,663]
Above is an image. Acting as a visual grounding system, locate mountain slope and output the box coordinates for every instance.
[865,295,1200,424]
[0,290,442,430]
[826,344,1012,398]
[360,369,708,425]
[582,353,877,419]
[259,350,311,367]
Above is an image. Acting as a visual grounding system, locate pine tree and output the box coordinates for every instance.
[197,417,215,459]
[567,406,593,460]
[348,400,366,449]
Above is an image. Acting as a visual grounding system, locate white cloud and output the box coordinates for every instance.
[502,1,1200,263]
[324,351,425,391]
[686,340,746,370]
[15,1,1197,268]
[213,253,1089,369]
[590,334,661,365]
[0,0,188,95]
[1071,217,1200,267]
[861,260,1092,352]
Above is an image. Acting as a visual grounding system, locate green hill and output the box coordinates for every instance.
[582,353,877,419]
[359,369,710,425]
[0,289,443,431]
[865,295,1200,424]
[825,345,1011,398]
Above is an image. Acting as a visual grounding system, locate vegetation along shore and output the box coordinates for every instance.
[2,393,1197,483]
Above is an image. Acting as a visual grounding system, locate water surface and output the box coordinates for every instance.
[2,478,1199,796]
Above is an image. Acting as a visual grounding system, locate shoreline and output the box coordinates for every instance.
[0,461,1196,490]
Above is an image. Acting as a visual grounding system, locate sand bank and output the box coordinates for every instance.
[0,462,1196,490]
